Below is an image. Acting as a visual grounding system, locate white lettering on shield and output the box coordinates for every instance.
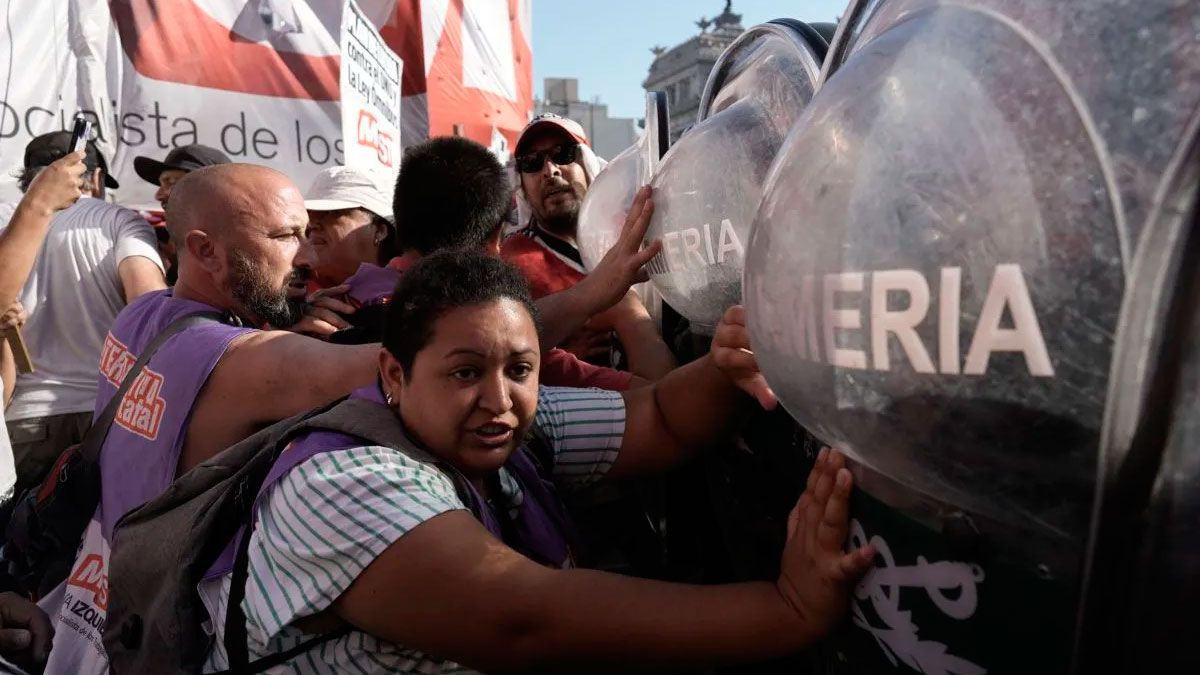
[848,519,987,675]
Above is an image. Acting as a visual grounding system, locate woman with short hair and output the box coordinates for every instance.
[202,250,874,674]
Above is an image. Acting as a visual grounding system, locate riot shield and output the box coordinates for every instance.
[1074,109,1200,674]
[743,0,1200,672]
[644,21,827,333]
[577,91,670,271]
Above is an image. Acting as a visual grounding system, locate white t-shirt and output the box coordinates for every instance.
[1,198,163,422]
[201,386,628,674]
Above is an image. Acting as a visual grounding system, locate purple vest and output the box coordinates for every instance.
[39,289,253,675]
[210,385,577,580]
[343,263,400,306]
[94,289,255,537]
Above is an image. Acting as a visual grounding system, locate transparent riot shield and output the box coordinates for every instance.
[644,21,827,333]
[577,91,669,272]
[743,0,1200,672]
[1073,113,1200,674]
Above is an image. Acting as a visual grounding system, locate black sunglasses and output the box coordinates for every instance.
[515,143,580,174]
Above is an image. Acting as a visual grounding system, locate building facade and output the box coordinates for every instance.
[643,2,745,141]
[535,77,640,161]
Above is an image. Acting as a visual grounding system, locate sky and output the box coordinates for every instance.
[532,0,848,120]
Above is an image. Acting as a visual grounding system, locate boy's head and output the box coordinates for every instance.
[393,136,512,256]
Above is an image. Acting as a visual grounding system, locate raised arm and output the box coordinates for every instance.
[334,449,873,674]
[607,304,777,478]
[0,152,85,308]
[113,209,168,302]
[117,257,168,303]
[535,187,662,350]
[591,289,676,382]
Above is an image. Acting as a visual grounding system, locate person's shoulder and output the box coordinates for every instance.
[127,287,172,310]
[110,288,171,326]
[344,263,401,306]
[538,384,625,402]
[71,197,151,229]
[272,444,464,514]
[500,230,542,257]
[539,349,633,391]
[113,292,253,352]
[75,196,138,216]
[536,385,625,423]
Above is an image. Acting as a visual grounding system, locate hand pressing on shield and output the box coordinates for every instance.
[711,304,778,410]
[576,185,663,314]
[776,447,876,640]
[535,186,663,350]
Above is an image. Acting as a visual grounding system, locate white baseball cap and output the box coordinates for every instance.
[515,113,590,155]
[303,166,394,220]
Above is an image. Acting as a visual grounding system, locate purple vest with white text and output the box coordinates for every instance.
[39,289,253,675]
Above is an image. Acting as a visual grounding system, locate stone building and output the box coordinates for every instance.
[643,1,745,141]
[535,77,640,160]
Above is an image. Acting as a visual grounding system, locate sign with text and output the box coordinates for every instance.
[341,0,403,172]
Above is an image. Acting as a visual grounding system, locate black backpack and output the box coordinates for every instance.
[103,394,560,675]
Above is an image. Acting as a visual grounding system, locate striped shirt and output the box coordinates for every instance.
[200,386,626,674]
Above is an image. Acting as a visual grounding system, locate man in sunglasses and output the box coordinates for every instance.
[505,114,624,364]
[504,114,605,301]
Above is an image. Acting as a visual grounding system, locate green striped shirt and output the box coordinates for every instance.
[200,386,626,674]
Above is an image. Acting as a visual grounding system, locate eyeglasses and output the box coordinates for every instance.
[515,143,580,174]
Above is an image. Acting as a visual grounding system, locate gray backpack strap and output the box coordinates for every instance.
[222,397,459,674]
[296,398,437,462]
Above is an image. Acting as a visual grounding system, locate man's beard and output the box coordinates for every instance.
[229,250,304,328]
[535,185,583,238]
[538,206,580,238]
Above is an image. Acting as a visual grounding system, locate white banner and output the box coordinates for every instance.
[341,0,403,173]
[0,0,532,210]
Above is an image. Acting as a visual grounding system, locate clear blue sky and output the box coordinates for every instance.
[532,0,848,120]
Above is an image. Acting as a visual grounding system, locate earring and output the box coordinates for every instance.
[385,392,394,406]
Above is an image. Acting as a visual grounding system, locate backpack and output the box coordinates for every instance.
[103,394,566,675]
[1,312,224,597]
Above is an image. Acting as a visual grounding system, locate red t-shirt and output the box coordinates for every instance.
[501,226,587,299]
[540,348,633,391]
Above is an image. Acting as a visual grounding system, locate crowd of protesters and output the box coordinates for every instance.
[0,114,874,674]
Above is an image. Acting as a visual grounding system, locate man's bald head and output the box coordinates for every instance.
[165,163,298,243]
[165,163,309,327]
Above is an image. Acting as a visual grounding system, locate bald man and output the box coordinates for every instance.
[37,164,377,675]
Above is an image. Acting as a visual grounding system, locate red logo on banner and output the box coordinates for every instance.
[356,110,394,167]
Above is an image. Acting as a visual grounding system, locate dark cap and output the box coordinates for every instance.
[23,131,119,189]
[134,144,231,186]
